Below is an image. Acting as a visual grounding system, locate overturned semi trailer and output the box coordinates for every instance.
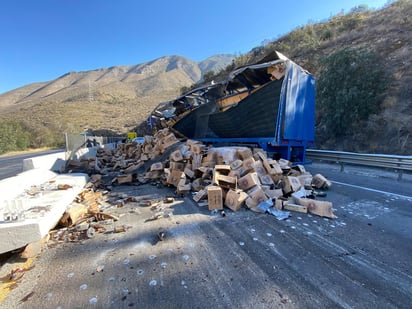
[149,51,315,163]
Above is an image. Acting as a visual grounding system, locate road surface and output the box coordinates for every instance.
[0,149,64,180]
[0,162,411,308]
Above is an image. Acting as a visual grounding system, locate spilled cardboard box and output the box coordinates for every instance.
[85,129,335,219]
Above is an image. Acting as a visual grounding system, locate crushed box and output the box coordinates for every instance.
[242,157,256,171]
[170,149,184,162]
[282,176,302,194]
[312,174,332,189]
[238,172,260,190]
[230,159,243,170]
[167,170,185,187]
[225,189,248,211]
[248,186,268,204]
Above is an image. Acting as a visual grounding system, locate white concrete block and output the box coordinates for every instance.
[22,152,67,172]
[0,169,58,201]
[0,172,88,254]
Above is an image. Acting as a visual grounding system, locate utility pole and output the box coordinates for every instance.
[88,80,94,102]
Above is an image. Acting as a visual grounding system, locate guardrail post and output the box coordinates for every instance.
[397,159,403,181]
[339,162,345,172]
[397,170,403,181]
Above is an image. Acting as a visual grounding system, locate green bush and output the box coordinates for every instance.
[316,47,386,137]
[0,120,30,154]
[26,124,64,149]
[320,28,334,41]
[202,70,216,83]
[328,8,367,34]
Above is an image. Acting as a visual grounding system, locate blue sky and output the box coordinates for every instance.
[0,0,388,94]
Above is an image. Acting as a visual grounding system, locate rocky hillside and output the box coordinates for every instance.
[196,0,411,154]
[0,54,234,135]
[292,1,412,154]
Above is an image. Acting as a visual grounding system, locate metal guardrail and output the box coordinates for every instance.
[306,149,412,181]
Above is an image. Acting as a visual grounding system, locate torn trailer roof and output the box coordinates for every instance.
[148,51,315,162]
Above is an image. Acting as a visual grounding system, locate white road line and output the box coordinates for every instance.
[332,180,412,200]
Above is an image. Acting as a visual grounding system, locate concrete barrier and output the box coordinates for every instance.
[72,147,98,161]
[0,171,88,254]
[0,151,89,254]
[22,151,67,172]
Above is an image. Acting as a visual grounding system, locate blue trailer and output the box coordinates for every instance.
[149,51,315,163]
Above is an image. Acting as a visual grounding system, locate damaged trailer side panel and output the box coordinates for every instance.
[149,52,315,163]
[278,62,315,143]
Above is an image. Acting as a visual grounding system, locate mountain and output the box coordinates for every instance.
[0,54,234,135]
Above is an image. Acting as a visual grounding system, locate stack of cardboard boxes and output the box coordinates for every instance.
[156,139,334,219]
[90,131,335,219]
[86,128,179,181]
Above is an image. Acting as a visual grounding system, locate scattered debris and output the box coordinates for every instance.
[163,196,174,204]
[267,208,291,221]
[20,235,49,259]
[0,265,35,284]
[157,228,166,241]
[65,129,335,222]
[42,130,335,252]
[144,212,165,222]
[19,291,34,304]
[114,225,128,233]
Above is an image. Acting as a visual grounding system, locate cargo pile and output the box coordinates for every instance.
[68,128,335,220]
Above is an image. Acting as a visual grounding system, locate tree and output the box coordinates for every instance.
[202,70,216,83]
[316,47,386,137]
[180,85,192,95]
[0,120,30,154]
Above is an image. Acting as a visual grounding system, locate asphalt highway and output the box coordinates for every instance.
[0,149,64,180]
[0,162,411,308]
